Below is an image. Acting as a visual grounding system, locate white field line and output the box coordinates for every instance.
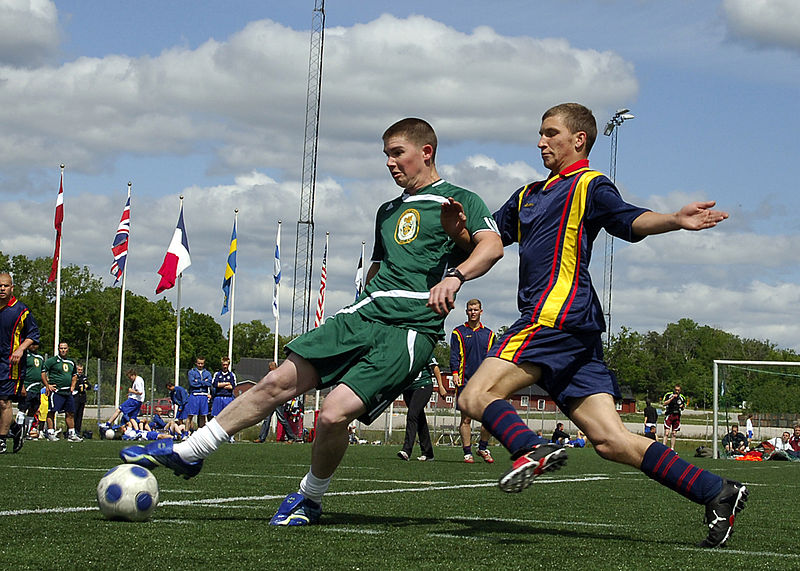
[677,547,800,559]
[0,475,608,517]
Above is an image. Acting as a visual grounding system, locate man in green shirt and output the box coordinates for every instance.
[43,342,82,442]
[122,117,504,527]
[23,341,46,438]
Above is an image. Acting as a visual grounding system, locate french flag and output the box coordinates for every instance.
[156,205,192,294]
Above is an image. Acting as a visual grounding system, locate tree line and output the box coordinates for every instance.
[0,251,292,370]
[3,251,799,414]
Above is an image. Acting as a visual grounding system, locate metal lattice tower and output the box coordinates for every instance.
[601,109,634,351]
[291,0,325,336]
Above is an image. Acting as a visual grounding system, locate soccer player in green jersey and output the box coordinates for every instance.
[43,342,82,442]
[122,118,504,526]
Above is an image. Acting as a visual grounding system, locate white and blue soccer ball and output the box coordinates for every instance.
[96,464,159,521]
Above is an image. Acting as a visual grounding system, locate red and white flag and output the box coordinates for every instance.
[313,240,328,328]
[47,172,64,283]
[156,205,191,294]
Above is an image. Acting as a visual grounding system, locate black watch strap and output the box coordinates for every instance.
[444,267,465,283]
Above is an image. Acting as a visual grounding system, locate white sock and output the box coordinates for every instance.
[174,418,229,463]
[68,428,75,436]
[299,471,331,504]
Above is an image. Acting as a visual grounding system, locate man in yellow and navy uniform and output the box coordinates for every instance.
[0,272,40,453]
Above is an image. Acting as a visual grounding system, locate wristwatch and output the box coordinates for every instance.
[443,267,465,284]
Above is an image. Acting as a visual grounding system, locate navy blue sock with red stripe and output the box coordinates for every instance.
[481,399,547,458]
[640,442,722,504]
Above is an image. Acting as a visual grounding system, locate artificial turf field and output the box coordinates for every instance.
[1,439,797,570]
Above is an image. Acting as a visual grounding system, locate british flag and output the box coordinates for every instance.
[110,191,131,285]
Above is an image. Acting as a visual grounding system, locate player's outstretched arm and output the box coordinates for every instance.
[632,201,729,236]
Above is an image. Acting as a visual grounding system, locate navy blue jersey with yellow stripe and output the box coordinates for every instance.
[449,322,495,382]
[0,296,40,381]
[493,160,648,333]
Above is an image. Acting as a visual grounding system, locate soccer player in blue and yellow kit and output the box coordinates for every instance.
[457,103,745,548]
[449,299,495,463]
[0,272,39,454]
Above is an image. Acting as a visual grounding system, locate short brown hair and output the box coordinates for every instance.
[466,299,482,309]
[382,118,437,161]
[542,103,597,154]
[126,368,137,377]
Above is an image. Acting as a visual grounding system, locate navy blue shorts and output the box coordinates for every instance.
[175,406,188,420]
[211,396,234,416]
[488,319,620,412]
[0,379,19,399]
[186,394,209,416]
[50,392,76,414]
[120,398,141,419]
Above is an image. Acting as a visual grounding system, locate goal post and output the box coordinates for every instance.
[712,359,800,459]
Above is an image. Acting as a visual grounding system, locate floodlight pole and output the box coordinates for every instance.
[601,109,634,353]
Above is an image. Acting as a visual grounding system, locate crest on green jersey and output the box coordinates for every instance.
[395,208,420,244]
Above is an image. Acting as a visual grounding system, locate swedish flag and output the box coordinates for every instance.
[221,220,237,314]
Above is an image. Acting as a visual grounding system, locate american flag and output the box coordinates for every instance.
[47,171,64,283]
[313,241,328,328]
[110,190,131,285]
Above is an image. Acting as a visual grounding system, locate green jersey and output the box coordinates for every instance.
[410,356,439,390]
[44,355,76,394]
[25,351,45,390]
[346,180,497,336]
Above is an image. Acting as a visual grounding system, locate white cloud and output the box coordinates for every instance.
[0,0,59,67]
[0,13,638,178]
[723,0,800,52]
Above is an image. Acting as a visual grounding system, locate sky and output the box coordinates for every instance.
[1,0,800,352]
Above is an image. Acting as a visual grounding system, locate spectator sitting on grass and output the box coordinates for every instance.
[722,424,747,456]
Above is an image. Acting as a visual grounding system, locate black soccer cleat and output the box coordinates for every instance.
[698,478,748,548]
[10,422,24,453]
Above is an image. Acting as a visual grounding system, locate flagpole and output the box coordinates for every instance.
[53,164,64,354]
[174,195,185,387]
[227,209,238,360]
[313,232,329,417]
[113,181,132,408]
[273,221,281,363]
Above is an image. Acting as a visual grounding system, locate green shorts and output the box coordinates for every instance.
[286,311,436,424]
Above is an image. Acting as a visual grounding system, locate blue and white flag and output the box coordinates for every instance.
[272,223,281,319]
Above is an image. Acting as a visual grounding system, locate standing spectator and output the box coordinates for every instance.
[398,356,447,462]
[643,398,658,440]
[450,299,495,464]
[212,357,236,417]
[253,361,300,443]
[186,356,212,432]
[0,272,39,453]
[722,424,747,455]
[167,381,189,423]
[551,422,570,445]
[73,364,91,435]
[662,385,687,449]
[43,342,82,442]
[22,340,46,438]
[745,414,754,445]
[104,369,145,428]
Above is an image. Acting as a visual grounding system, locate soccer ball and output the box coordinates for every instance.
[96,464,159,521]
[105,428,116,440]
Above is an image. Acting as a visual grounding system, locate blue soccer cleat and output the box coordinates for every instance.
[120,439,203,480]
[269,492,322,526]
